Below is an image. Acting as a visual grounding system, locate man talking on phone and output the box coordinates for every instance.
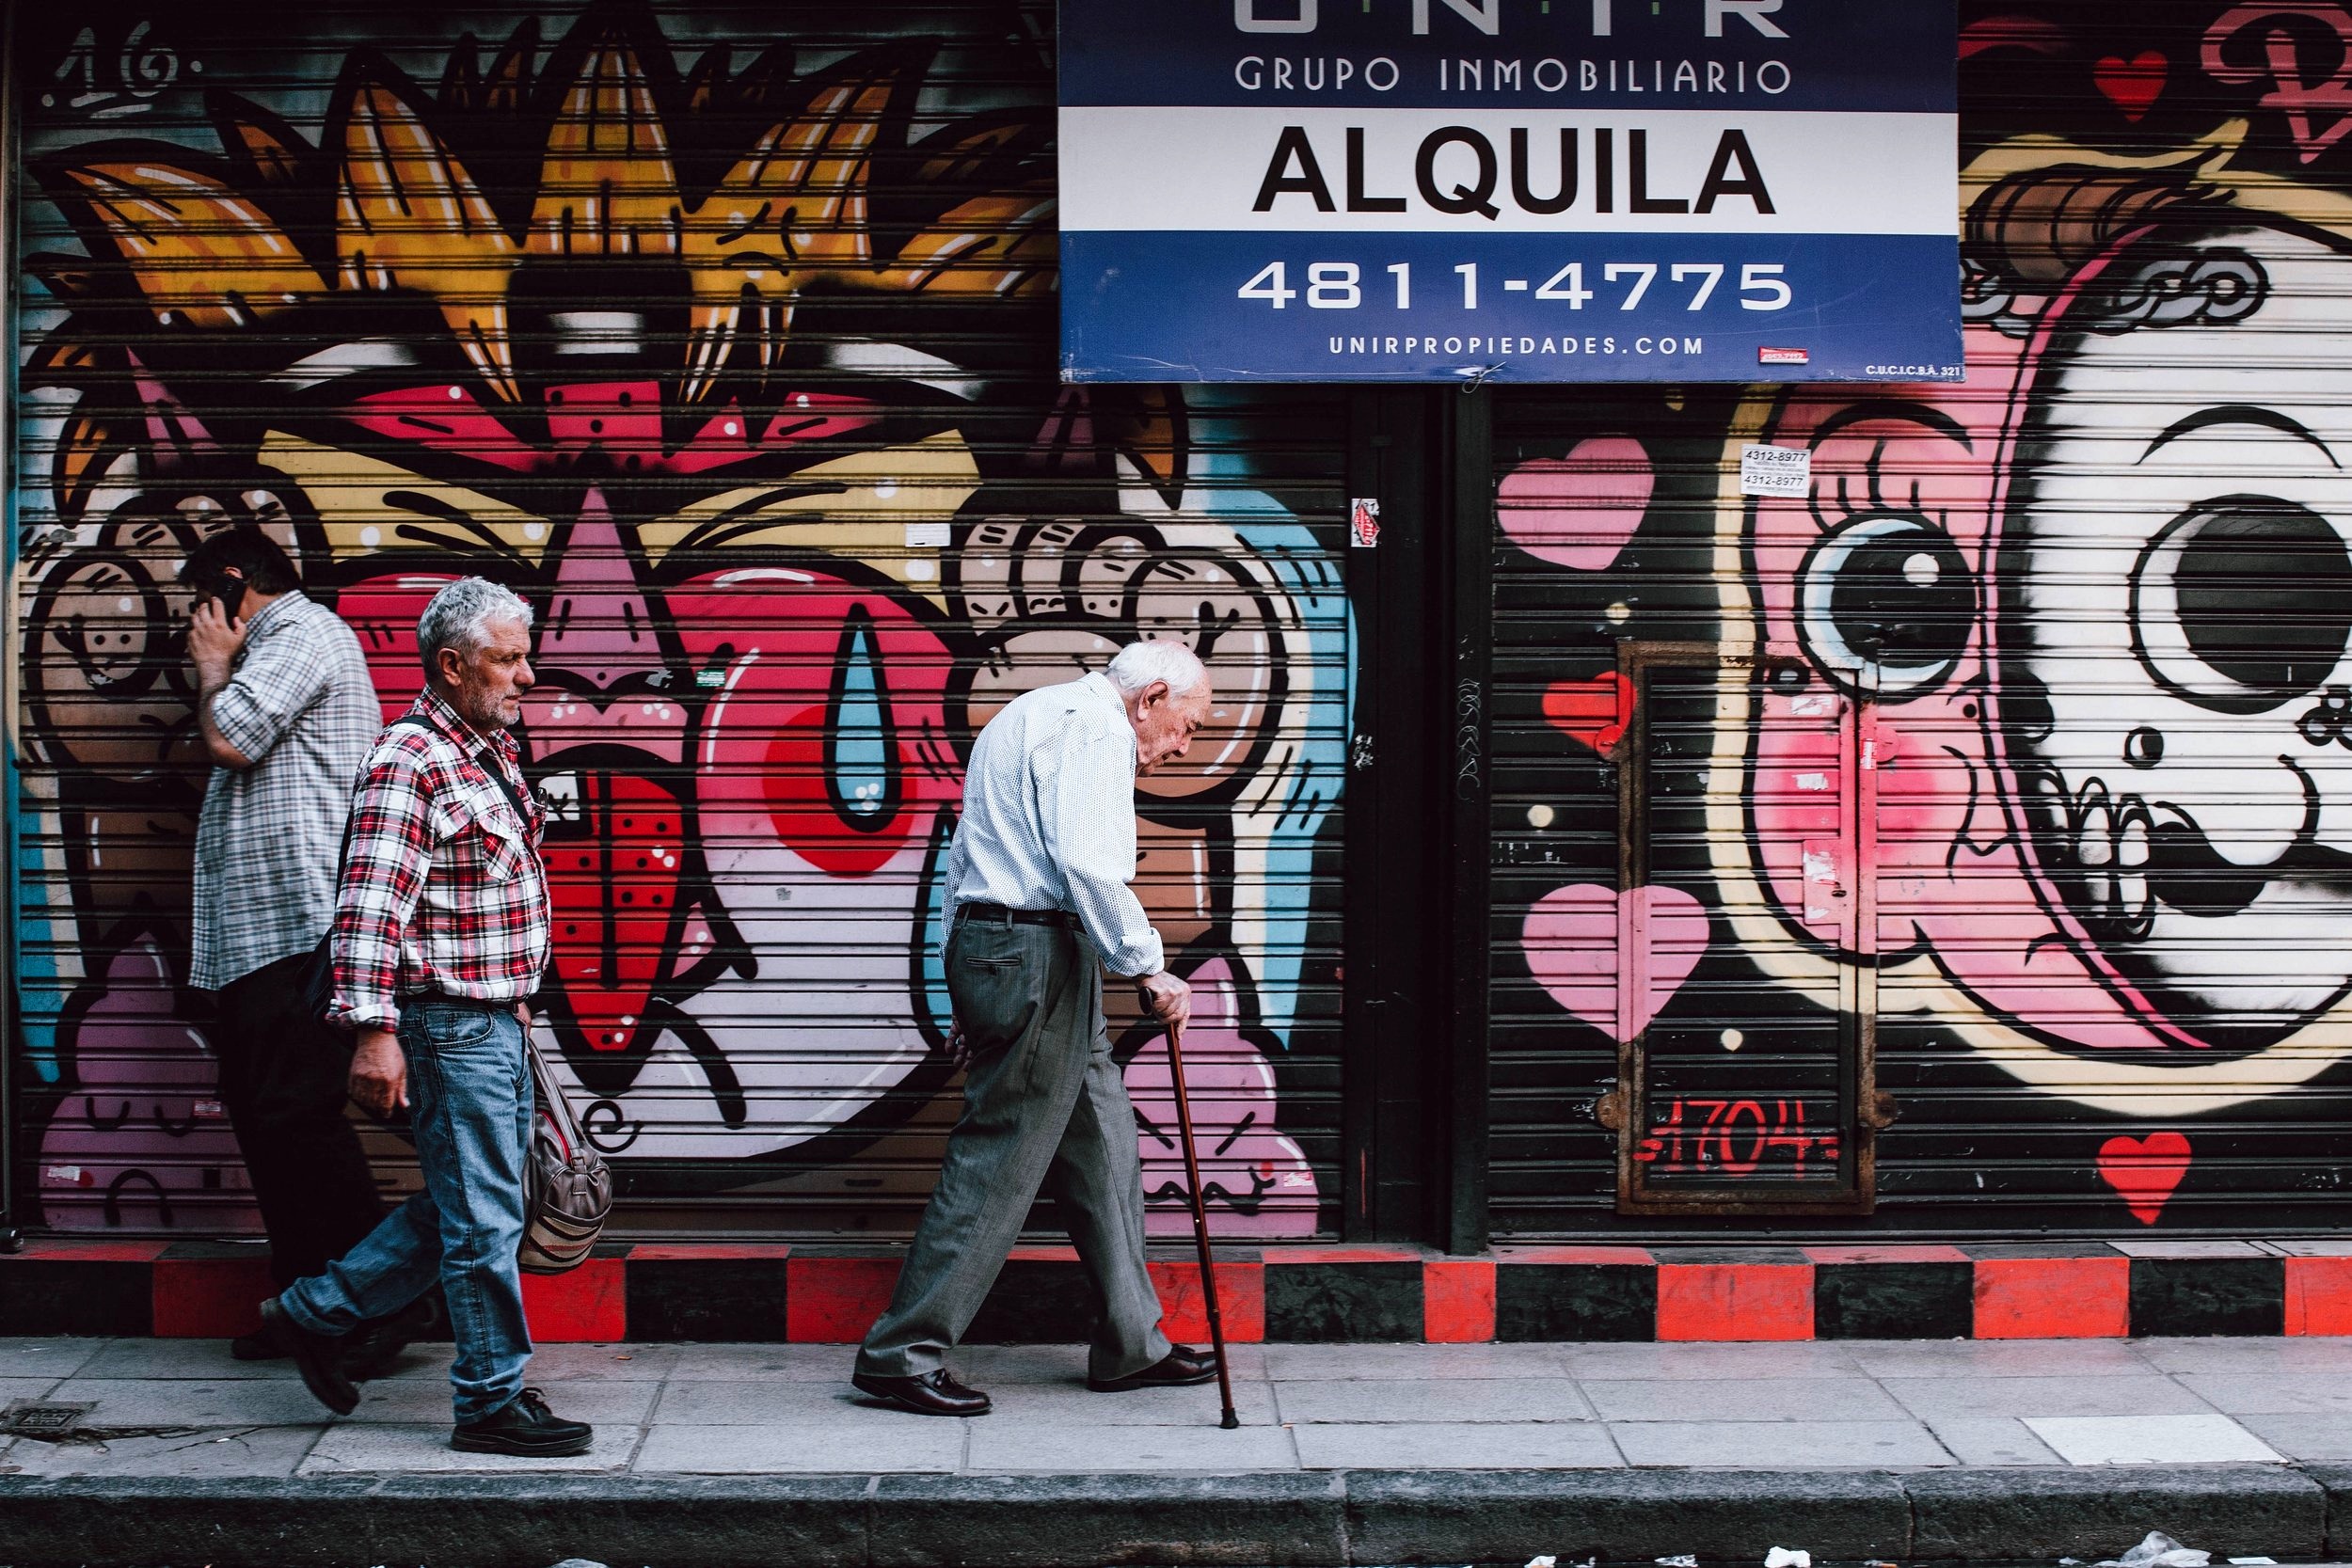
[177,532,423,1369]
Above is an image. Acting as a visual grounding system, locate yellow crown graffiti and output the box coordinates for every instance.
[30,5,1055,519]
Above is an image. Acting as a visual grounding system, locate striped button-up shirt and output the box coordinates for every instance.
[945,671,1165,978]
[189,591,380,991]
[328,689,550,1033]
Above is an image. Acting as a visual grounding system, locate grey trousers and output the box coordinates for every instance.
[856,914,1172,1383]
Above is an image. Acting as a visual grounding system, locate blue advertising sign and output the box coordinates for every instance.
[1058,1,1959,384]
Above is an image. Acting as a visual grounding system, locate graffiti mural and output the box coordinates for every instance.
[13,1,1343,1237]
[1495,0,2352,1230]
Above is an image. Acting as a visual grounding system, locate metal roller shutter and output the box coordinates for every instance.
[1486,4,2352,1238]
[9,1,1345,1242]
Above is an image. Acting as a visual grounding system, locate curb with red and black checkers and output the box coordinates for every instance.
[7,1238,2349,1342]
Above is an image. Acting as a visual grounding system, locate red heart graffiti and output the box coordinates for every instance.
[2093,52,2167,121]
[2097,1132,2191,1224]
[1544,672,1635,759]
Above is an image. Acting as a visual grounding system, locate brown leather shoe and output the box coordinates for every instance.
[1088,1345,1220,1392]
[852,1368,993,1417]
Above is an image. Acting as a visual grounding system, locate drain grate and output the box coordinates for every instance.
[2,1401,93,1436]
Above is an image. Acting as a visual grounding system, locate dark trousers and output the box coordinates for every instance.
[210,951,384,1288]
[856,916,1169,1382]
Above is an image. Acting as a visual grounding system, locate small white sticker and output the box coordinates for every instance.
[43,1165,88,1185]
[1794,771,1831,792]
[1349,496,1381,548]
[193,1099,226,1119]
[1789,693,1835,717]
[903,521,949,548]
[1740,443,1812,498]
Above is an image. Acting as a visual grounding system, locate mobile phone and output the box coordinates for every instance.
[206,577,246,623]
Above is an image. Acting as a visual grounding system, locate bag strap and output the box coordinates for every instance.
[332,715,439,867]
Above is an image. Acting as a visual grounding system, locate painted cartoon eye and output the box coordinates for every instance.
[2130,496,2352,714]
[1795,515,1975,700]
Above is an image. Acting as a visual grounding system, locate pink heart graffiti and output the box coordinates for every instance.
[1495,436,1655,570]
[1521,883,1710,1042]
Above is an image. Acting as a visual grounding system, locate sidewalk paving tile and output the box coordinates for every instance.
[0,1338,103,1382]
[2233,1412,2352,1461]
[2171,1373,2352,1416]
[1263,1343,1572,1381]
[43,1377,348,1426]
[0,1424,324,1478]
[636,1420,963,1473]
[1291,1420,1622,1469]
[664,1344,848,1382]
[1274,1377,1596,1424]
[352,1378,660,1424]
[297,1421,642,1473]
[1921,1417,2067,1465]
[1559,1341,1867,1380]
[1581,1376,1906,1422]
[37,1340,288,1382]
[2022,1413,2283,1465]
[961,1422,1298,1472]
[2135,1337,2352,1374]
[1610,1418,1953,1467]
[655,1378,881,1423]
[1880,1374,2218,1421]
[949,1344,1269,1385]
[957,1381,1281,1428]
[1843,1339,2155,1379]
[369,1342,678,1382]
[0,1378,69,1405]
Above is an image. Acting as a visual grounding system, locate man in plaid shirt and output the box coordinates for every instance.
[260,577,592,1459]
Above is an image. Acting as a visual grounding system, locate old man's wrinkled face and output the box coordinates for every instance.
[438,614,536,734]
[1129,681,1213,775]
[2006,227,2352,1039]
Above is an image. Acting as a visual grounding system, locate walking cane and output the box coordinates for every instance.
[1164,1016,1240,1430]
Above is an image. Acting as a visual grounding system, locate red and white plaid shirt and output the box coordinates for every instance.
[329,689,549,1033]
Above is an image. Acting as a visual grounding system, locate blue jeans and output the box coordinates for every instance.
[280,997,533,1423]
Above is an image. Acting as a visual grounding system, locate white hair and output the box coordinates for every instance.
[1104,639,1207,698]
[418,577,532,674]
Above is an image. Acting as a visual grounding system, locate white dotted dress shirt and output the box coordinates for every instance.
[945,672,1166,978]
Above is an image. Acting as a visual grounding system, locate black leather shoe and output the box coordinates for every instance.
[852,1368,993,1417]
[1089,1346,1221,1392]
[344,1292,444,1381]
[229,1328,285,1362]
[257,1298,358,1416]
[451,1387,593,1457]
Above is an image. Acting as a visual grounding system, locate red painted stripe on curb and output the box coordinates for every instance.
[1423,1259,1497,1343]
[1264,1246,1426,1265]
[787,1256,899,1343]
[7,1241,167,1261]
[151,1256,275,1338]
[1495,1245,1656,1265]
[2285,1256,2352,1336]
[1150,1260,1265,1343]
[1972,1256,2129,1338]
[628,1243,794,1261]
[522,1259,628,1341]
[1657,1263,1814,1341]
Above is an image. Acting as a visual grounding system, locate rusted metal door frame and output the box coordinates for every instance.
[1607,639,1880,1216]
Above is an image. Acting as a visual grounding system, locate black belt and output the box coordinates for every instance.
[957,901,1078,930]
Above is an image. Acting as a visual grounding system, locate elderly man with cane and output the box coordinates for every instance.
[852,641,1223,1417]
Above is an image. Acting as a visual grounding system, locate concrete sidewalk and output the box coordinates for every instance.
[8,1335,2352,1563]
